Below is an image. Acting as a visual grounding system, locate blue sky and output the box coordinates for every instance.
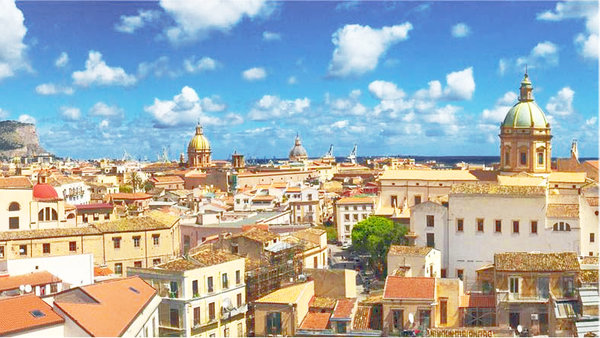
[0,0,597,160]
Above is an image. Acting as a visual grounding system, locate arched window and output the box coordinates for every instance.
[38,207,58,222]
[67,213,75,219]
[553,222,571,232]
[8,202,20,211]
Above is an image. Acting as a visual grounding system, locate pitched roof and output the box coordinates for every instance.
[383,276,435,300]
[92,210,179,233]
[451,183,546,195]
[549,172,587,183]
[256,281,314,304]
[75,203,113,211]
[157,248,242,271]
[252,195,275,202]
[494,252,580,272]
[0,294,64,335]
[53,276,157,337]
[235,227,279,243]
[299,312,331,330]
[336,197,375,205]
[107,192,152,200]
[459,294,496,308]
[150,175,184,184]
[388,245,433,256]
[0,271,61,292]
[0,227,101,241]
[310,296,337,309]
[0,176,33,189]
[379,169,480,181]
[546,204,579,218]
[332,298,356,319]
[94,266,113,277]
[353,306,372,330]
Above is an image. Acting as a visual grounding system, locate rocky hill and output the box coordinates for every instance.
[0,120,46,158]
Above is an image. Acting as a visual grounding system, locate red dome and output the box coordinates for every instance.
[33,183,59,201]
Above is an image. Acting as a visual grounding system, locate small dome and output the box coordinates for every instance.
[33,183,59,201]
[501,73,549,129]
[188,124,210,152]
[289,134,308,160]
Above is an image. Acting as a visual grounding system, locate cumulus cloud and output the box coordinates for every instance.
[546,87,575,117]
[0,108,9,119]
[499,41,559,74]
[89,102,124,118]
[115,9,160,33]
[72,51,137,87]
[242,67,266,81]
[60,106,81,121]
[159,0,273,43]
[262,31,281,41]
[368,80,406,100]
[145,86,240,127]
[287,76,297,85]
[451,23,471,38]
[537,1,598,59]
[327,23,413,77]
[35,83,74,95]
[327,89,367,116]
[0,0,29,81]
[444,67,475,100]
[18,114,35,124]
[55,52,69,68]
[137,56,176,78]
[248,95,310,120]
[183,56,218,73]
[481,91,517,124]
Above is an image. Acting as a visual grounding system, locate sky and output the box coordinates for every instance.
[0,0,598,160]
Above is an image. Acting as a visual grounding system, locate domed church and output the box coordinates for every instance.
[289,134,308,162]
[187,123,212,168]
[499,73,552,174]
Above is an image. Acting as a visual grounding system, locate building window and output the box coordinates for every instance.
[591,233,595,243]
[50,284,58,293]
[208,302,216,321]
[69,241,76,252]
[562,276,575,297]
[392,310,404,332]
[113,237,121,249]
[553,222,571,231]
[426,233,435,248]
[134,261,142,268]
[495,220,502,233]
[520,152,527,165]
[238,323,244,337]
[509,277,519,294]
[441,269,446,278]
[43,243,50,254]
[531,221,538,234]
[222,273,229,289]
[266,312,282,335]
[191,280,198,297]
[391,195,398,207]
[505,151,510,166]
[38,207,58,222]
[457,269,464,281]
[426,215,434,227]
[8,202,20,211]
[344,214,350,221]
[133,236,141,247]
[477,218,484,232]
[19,245,27,256]
[414,195,422,205]
[537,152,544,165]
[8,216,19,229]
[456,219,464,232]
[152,258,161,265]
[513,221,520,233]
[440,298,448,324]
[236,270,241,284]
[224,328,229,337]
[237,293,243,307]
[0,246,4,258]
[114,263,123,275]
[208,276,214,293]
[152,234,160,245]
[193,307,200,326]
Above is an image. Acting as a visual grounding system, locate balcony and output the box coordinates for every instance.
[496,290,549,303]
[221,304,248,320]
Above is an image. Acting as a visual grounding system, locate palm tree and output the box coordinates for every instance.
[127,171,143,193]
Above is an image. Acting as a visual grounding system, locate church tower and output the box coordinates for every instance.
[499,73,552,174]
[187,123,212,168]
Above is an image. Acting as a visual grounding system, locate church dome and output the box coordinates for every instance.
[501,74,549,129]
[289,134,308,160]
[188,123,210,152]
[33,170,59,201]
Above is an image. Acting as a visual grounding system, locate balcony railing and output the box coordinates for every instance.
[497,290,549,303]
[221,304,248,320]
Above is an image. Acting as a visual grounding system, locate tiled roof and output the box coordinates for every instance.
[75,203,113,211]
[546,204,579,218]
[548,172,587,183]
[294,227,326,237]
[92,210,178,233]
[579,270,598,284]
[236,227,279,243]
[494,252,580,272]
[388,245,433,256]
[252,195,275,201]
[353,306,372,330]
[310,296,337,309]
[256,281,313,304]
[459,294,495,308]
[0,176,33,189]
[451,183,546,195]
[332,298,356,319]
[584,160,599,169]
[0,271,61,292]
[582,256,599,265]
[586,197,599,206]
[336,197,374,205]
[383,276,435,300]
[53,276,157,337]
[107,192,152,200]
[94,266,113,277]
[379,169,480,181]
[0,294,64,335]
[0,227,101,241]
[299,312,331,330]
[286,187,302,193]
[157,248,242,271]
[150,175,184,183]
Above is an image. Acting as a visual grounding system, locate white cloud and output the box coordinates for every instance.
[115,9,160,33]
[0,108,8,119]
[332,120,349,129]
[586,116,597,126]
[451,23,471,38]
[183,56,218,73]
[200,97,226,112]
[287,76,297,85]
[327,89,367,116]
[248,95,310,120]
[89,102,124,118]
[159,0,272,43]
[546,87,575,117]
[0,0,29,81]
[444,67,475,100]
[500,41,559,75]
[72,51,137,87]
[99,120,110,128]
[262,31,281,41]
[242,67,266,81]
[538,1,598,59]
[55,52,69,68]
[498,59,508,75]
[60,106,81,121]
[368,80,406,100]
[327,23,413,77]
[145,86,240,127]
[35,83,74,95]
[424,104,459,125]
[481,91,517,123]
[137,56,175,78]
[18,114,35,124]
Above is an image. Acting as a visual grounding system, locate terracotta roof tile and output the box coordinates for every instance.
[299,312,330,330]
[107,192,152,200]
[0,176,33,189]
[459,294,495,308]
[546,204,579,218]
[150,176,184,184]
[451,183,546,195]
[332,298,356,319]
[0,271,61,292]
[235,227,279,243]
[388,245,433,256]
[157,248,242,271]
[53,276,157,337]
[353,306,372,330]
[383,277,435,300]
[92,210,178,233]
[336,197,375,205]
[586,197,599,206]
[310,296,337,309]
[94,266,113,277]
[76,203,113,211]
[0,294,64,335]
[494,252,580,272]
[0,227,101,241]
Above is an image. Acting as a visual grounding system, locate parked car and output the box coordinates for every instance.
[341,242,351,250]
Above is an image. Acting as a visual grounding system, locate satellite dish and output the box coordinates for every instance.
[517,325,523,333]
[19,285,25,292]
[408,313,414,324]
[24,285,32,293]
[222,298,235,311]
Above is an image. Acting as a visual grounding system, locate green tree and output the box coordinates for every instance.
[119,185,133,193]
[317,226,338,243]
[127,171,143,193]
[351,216,408,276]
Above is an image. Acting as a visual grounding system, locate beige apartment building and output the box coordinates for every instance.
[334,197,375,243]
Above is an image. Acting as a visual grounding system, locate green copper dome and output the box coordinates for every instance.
[501,73,549,128]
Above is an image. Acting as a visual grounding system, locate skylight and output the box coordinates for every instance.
[30,310,46,318]
[129,286,140,294]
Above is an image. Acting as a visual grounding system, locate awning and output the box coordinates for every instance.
[554,301,576,319]
[579,287,599,307]
[576,318,599,337]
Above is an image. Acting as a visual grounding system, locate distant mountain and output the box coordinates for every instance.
[0,120,46,158]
